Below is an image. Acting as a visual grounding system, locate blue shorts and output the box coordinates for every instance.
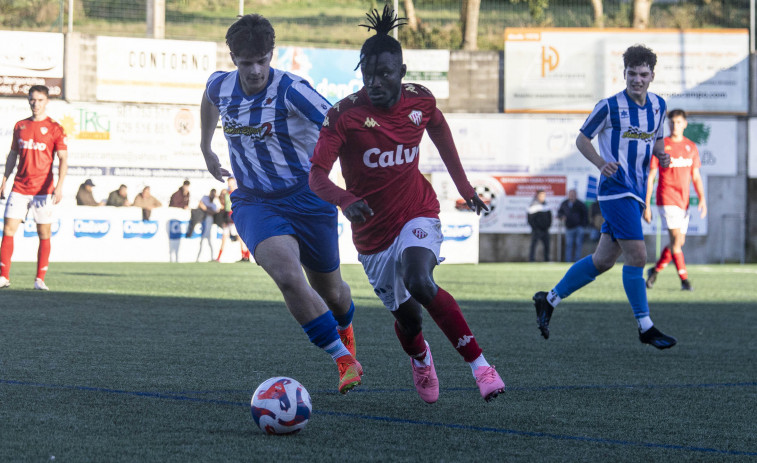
[599,197,644,241]
[231,185,340,273]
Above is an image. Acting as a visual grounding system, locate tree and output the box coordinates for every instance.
[632,0,653,28]
[461,0,481,50]
[591,0,604,27]
[403,0,418,31]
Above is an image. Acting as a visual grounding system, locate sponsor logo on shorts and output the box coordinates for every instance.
[442,224,473,241]
[73,219,110,238]
[123,220,158,239]
[23,219,61,237]
[412,228,428,239]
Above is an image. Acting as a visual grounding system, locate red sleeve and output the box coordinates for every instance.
[425,108,475,199]
[310,124,362,210]
[54,123,68,151]
[309,165,362,211]
[10,123,20,152]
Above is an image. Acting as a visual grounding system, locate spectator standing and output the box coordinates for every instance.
[589,201,603,241]
[169,180,191,209]
[527,190,552,262]
[557,189,589,262]
[196,188,220,262]
[76,179,103,206]
[133,186,162,220]
[106,184,131,207]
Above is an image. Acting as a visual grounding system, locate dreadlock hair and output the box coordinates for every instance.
[355,4,407,71]
[226,14,275,57]
[623,44,657,71]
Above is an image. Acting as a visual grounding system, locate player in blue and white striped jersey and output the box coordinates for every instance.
[199,14,362,394]
[533,45,678,350]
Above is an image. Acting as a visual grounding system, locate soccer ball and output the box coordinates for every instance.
[250,377,312,435]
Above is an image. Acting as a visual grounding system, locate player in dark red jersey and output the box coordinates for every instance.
[0,85,68,290]
[310,6,505,403]
[644,109,707,291]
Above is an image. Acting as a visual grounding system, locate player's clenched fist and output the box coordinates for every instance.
[343,200,374,223]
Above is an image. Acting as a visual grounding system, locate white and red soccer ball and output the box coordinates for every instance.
[250,377,312,435]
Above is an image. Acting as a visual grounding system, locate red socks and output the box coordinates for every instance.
[393,321,427,358]
[423,287,482,363]
[672,252,688,281]
[37,238,51,280]
[655,246,672,272]
[0,235,13,278]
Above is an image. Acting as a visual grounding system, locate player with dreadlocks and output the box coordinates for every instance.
[310,5,506,403]
[200,14,362,395]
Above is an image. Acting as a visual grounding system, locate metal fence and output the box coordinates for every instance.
[1,0,753,48]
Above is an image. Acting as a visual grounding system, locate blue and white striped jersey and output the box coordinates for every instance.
[580,89,667,204]
[205,68,332,198]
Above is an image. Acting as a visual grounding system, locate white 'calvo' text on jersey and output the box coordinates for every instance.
[580,89,667,204]
[205,68,331,198]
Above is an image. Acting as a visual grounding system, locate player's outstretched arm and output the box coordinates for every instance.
[652,138,669,168]
[425,108,478,205]
[308,165,371,222]
[1,150,19,199]
[692,167,707,218]
[576,133,618,177]
[53,149,68,204]
[643,166,657,224]
[200,93,231,182]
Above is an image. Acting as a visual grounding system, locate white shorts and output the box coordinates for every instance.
[658,205,690,233]
[3,192,56,224]
[358,217,444,311]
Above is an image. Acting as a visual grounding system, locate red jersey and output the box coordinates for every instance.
[10,117,67,195]
[651,136,700,209]
[312,85,474,254]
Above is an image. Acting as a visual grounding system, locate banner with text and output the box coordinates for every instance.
[504,28,749,114]
[96,36,217,104]
[0,31,64,98]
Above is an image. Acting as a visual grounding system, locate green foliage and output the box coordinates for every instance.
[684,122,711,145]
[0,262,756,460]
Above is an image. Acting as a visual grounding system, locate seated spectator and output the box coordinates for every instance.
[169,180,191,209]
[76,179,103,206]
[106,184,131,207]
[133,186,162,220]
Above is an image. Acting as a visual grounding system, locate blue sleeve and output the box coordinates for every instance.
[580,100,609,139]
[285,80,332,126]
[205,71,227,106]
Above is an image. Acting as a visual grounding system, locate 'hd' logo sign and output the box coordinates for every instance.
[74,219,111,238]
[123,220,158,239]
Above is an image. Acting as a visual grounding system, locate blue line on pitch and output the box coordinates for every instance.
[155,381,757,396]
[2,378,756,456]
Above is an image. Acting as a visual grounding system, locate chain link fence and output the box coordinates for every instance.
[0,0,752,49]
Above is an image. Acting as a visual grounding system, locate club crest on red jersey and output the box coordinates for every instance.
[412,228,428,239]
[40,127,48,135]
[408,110,422,126]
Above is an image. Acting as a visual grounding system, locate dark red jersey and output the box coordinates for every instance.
[10,117,67,195]
[311,84,474,254]
[652,136,700,209]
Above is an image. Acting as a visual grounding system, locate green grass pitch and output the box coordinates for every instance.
[1,262,755,461]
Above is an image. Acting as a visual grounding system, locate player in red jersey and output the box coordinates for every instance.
[644,109,706,291]
[0,85,68,290]
[310,6,505,403]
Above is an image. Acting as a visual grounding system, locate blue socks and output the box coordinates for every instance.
[302,311,340,348]
[622,265,650,319]
[553,256,600,300]
[302,311,350,361]
[333,301,355,330]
